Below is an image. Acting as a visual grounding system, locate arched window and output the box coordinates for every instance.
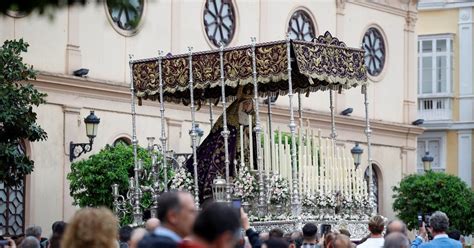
[106,0,144,35]
[287,10,316,41]
[203,0,236,47]
[0,142,26,236]
[362,27,386,76]
[364,164,380,212]
[113,137,132,146]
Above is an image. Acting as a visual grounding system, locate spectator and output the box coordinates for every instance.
[259,232,269,242]
[25,226,42,242]
[130,228,147,248]
[301,223,319,248]
[384,233,409,248]
[20,236,40,248]
[48,221,67,248]
[240,209,261,248]
[418,211,462,248]
[61,207,118,248]
[447,230,461,241]
[119,226,133,248]
[357,215,385,248]
[183,202,241,248]
[262,238,290,248]
[138,191,197,248]
[2,237,17,248]
[338,229,351,239]
[291,231,303,248]
[332,234,352,248]
[269,229,285,239]
[385,220,407,237]
[323,232,336,248]
[145,218,160,232]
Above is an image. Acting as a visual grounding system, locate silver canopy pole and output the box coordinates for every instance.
[285,35,300,217]
[219,43,231,203]
[129,54,143,225]
[329,89,337,140]
[267,96,273,171]
[209,99,214,127]
[188,47,200,208]
[251,37,266,213]
[158,51,168,192]
[363,85,376,214]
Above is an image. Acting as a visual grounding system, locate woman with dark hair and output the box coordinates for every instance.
[48,221,67,248]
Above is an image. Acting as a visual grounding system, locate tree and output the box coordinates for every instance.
[0,39,47,187]
[392,171,474,234]
[67,143,172,225]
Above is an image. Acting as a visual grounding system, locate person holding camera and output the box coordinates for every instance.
[411,211,462,248]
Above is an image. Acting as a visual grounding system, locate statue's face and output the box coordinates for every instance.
[241,99,254,114]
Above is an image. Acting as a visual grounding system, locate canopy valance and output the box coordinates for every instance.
[131,31,368,105]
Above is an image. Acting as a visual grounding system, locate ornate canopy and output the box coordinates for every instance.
[131,31,367,105]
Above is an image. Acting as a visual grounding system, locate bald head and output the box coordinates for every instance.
[384,233,409,248]
[386,220,407,236]
[145,218,160,232]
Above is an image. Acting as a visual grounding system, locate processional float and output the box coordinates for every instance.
[112,32,376,238]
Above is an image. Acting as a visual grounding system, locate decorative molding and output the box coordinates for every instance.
[418,1,474,11]
[348,0,417,17]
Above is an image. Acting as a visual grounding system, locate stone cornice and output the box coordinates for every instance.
[32,72,424,141]
[348,0,418,17]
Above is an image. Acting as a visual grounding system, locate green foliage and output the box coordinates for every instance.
[67,143,173,225]
[392,171,474,234]
[0,39,47,187]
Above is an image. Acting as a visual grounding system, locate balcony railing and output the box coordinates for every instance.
[417,95,453,121]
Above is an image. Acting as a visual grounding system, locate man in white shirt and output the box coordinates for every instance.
[358,215,385,248]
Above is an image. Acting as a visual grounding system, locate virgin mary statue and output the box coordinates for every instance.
[185,87,256,202]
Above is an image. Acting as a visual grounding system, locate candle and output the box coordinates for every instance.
[129,177,134,189]
[240,125,244,167]
[248,118,254,170]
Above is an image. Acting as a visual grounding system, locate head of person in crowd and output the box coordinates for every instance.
[157,191,197,238]
[338,229,351,239]
[385,220,407,237]
[291,231,302,248]
[428,211,450,236]
[61,207,118,248]
[119,225,133,247]
[324,232,336,248]
[331,234,352,248]
[447,229,461,241]
[145,218,160,232]
[368,215,385,237]
[20,236,40,248]
[129,228,147,248]
[302,223,318,245]
[191,202,241,248]
[25,226,42,241]
[269,228,284,239]
[262,238,290,248]
[383,233,409,248]
[49,221,67,248]
[259,232,269,242]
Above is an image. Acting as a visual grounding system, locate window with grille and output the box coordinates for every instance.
[418,35,453,95]
[362,27,386,76]
[203,0,236,47]
[287,10,316,41]
[0,143,26,236]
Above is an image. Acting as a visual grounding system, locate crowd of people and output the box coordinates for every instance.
[1,191,466,248]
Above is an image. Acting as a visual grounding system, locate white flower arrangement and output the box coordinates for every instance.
[233,166,258,202]
[268,174,290,205]
[318,191,336,208]
[302,192,318,208]
[170,167,195,194]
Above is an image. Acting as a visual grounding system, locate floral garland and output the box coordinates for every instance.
[170,167,195,194]
[233,166,258,202]
[317,192,336,208]
[268,174,290,205]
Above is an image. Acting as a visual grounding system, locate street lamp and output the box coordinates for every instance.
[70,111,100,162]
[351,143,363,169]
[189,123,204,148]
[422,151,434,171]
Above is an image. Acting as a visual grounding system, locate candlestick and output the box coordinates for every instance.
[248,118,254,170]
[240,125,244,168]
